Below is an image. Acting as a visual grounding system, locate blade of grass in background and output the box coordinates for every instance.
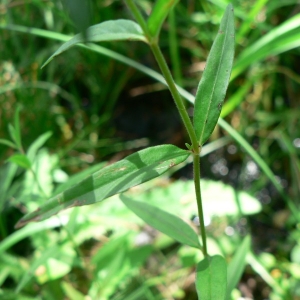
[0,81,76,104]
[227,236,251,299]
[247,252,285,296]
[16,246,61,293]
[235,0,269,42]
[218,119,299,221]
[0,217,69,255]
[42,19,147,68]
[232,12,300,80]
[168,8,183,86]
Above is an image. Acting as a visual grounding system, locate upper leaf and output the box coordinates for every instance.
[15,145,189,228]
[193,4,235,145]
[147,0,180,38]
[42,19,147,68]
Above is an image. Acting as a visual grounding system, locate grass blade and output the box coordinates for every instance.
[121,195,200,249]
[27,131,52,162]
[218,118,299,221]
[232,12,300,80]
[236,0,268,42]
[0,217,69,255]
[42,19,147,68]
[15,145,189,228]
[193,4,235,145]
[13,106,22,150]
[0,139,17,149]
[16,246,61,293]
[227,236,251,299]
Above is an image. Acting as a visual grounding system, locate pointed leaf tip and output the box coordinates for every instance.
[42,19,147,68]
[193,4,235,145]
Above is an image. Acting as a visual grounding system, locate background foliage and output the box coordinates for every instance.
[0,0,300,299]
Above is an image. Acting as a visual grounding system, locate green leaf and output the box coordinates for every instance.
[0,217,69,255]
[291,244,300,264]
[0,139,17,149]
[147,0,179,38]
[196,255,227,300]
[61,281,86,300]
[232,12,300,80]
[8,124,21,150]
[27,131,52,163]
[16,245,61,293]
[218,118,299,221]
[13,105,22,149]
[7,154,32,169]
[15,145,189,228]
[193,4,235,145]
[131,179,261,219]
[0,163,18,211]
[121,195,200,249]
[227,236,251,299]
[42,19,147,68]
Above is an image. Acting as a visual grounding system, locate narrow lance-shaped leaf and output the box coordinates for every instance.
[27,131,52,163]
[193,4,235,145]
[227,235,251,299]
[42,19,147,68]
[0,139,17,149]
[13,105,22,149]
[7,154,32,169]
[121,195,200,249]
[147,0,180,38]
[196,255,227,300]
[15,145,189,228]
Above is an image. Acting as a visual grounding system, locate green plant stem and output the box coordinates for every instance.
[124,0,207,253]
[150,43,198,150]
[193,154,208,256]
[123,0,198,150]
[149,43,207,254]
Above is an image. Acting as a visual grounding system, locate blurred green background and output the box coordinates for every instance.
[0,0,300,299]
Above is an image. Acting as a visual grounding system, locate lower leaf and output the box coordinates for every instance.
[15,144,189,228]
[196,255,227,300]
[121,195,200,249]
